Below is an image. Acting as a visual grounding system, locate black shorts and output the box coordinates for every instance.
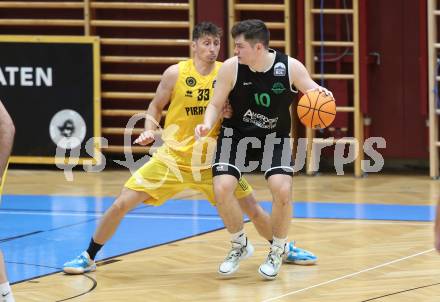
[212,127,294,180]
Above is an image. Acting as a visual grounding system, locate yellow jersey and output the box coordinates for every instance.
[154,59,222,170]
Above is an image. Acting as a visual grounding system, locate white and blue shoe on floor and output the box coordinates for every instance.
[283,241,317,265]
[63,251,96,274]
[219,238,254,276]
[259,244,284,280]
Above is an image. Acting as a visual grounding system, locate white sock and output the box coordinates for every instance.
[231,229,246,246]
[272,236,287,250]
[0,282,15,302]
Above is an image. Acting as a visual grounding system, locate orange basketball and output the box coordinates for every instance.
[297,90,336,129]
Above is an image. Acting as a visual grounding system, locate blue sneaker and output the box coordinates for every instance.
[283,241,317,265]
[63,251,96,274]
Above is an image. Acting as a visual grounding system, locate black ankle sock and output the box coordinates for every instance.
[86,238,103,260]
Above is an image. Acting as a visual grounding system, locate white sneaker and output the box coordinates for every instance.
[0,288,14,302]
[218,238,254,276]
[258,244,285,280]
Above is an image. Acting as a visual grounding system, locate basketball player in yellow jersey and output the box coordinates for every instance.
[0,100,16,302]
[64,22,316,275]
[134,50,223,178]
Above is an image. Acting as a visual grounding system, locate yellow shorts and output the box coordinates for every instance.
[0,162,9,203]
[124,157,252,206]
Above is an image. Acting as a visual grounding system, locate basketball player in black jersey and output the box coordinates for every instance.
[196,19,333,280]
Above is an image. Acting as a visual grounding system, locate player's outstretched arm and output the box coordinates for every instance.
[195,58,236,138]
[0,101,15,179]
[288,57,333,98]
[134,65,178,145]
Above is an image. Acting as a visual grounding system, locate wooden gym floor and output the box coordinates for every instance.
[2,170,440,301]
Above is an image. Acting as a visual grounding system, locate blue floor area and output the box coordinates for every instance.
[294,202,436,221]
[0,194,436,284]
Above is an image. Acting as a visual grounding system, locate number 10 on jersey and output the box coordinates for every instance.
[254,93,270,107]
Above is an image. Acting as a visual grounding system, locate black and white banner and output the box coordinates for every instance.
[0,36,100,164]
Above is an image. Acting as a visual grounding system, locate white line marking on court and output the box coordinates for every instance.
[262,248,435,302]
[291,219,432,226]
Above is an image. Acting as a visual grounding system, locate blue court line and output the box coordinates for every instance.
[294,202,436,222]
[0,194,436,284]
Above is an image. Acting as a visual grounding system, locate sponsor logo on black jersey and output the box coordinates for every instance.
[186,76,197,87]
[215,165,225,171]
[243,109,278,129]
[274,62,286,76]
[271,82,286,95]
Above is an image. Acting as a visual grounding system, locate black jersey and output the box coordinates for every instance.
[224,50,298,138]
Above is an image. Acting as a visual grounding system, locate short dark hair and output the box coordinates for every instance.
[192,22,223,41]
[231,19,270,48]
